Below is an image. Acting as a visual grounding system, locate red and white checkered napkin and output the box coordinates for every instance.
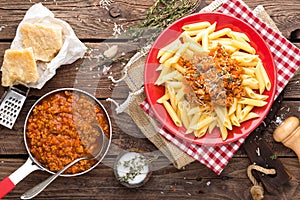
[141,0,300,175]
[219,0,300,97]
[140,101,245,175]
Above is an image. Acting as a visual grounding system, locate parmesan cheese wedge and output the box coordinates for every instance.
[1,47,39,87]
[21,22,63,62]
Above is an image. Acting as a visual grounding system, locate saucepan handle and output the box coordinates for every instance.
[0,157,40,198]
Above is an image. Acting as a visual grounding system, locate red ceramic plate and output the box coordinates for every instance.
[144,12,276,146]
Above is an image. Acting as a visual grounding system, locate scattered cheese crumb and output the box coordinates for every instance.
[0,25,5,32]
[103,65,112,75]
[99,0,114,10]
[112,22,125,38]
[256,147,260,156]
[206,181,211,186]
[275,116,283,124]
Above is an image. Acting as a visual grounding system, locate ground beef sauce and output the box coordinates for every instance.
[26,90,110,174]
[182,44,245,109]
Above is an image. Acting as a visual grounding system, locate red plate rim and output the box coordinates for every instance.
[144,12,277,146]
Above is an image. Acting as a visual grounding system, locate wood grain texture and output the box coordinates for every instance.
[0,0,300,199]
[0,99,298,158]
[0,0,153,40]
[0,41,140,98]
[0,0,298,40]
[0,157,299,199]
[0,42,299,99]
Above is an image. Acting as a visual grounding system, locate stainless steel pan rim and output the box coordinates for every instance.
[23,88,112,177]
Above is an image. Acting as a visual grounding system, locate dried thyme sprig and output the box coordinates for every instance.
[128,0,202,46]
[90,1,202,69]
[141,0,200,28]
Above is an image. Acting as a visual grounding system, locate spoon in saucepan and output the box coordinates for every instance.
[21,126,107,200]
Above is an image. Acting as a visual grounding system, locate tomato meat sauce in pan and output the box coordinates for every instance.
[26,90,110,174]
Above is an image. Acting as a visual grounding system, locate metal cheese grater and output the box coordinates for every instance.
[0,85,30,129]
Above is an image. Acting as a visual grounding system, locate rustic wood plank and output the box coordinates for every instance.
[0,1,299,199]
[206,0,300,40]
[0,98,158,155]
[0,42,140,98]
[1,157,299,199]
[0,42,299,98]
[284,74,300,99]
[0,0,299,40]
[0,0,153,40]
[0,98,299,159]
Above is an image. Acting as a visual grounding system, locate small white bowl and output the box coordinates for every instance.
[114,151,152,188]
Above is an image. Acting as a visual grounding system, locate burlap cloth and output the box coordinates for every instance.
[108,0,281,169]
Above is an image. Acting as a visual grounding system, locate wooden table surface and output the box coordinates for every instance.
[0,0,300,199]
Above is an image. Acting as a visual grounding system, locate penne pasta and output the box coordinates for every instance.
[187,111,202,133]
[194,30,205,42]
[231,51,259,63]
[210,38,238,52]
[155,69,182,85]
[230,113,240,127]
[208,119,217,134]
[202,29,209,51]
[231,39,256,54]
[208,28,231,40]
[159,51,174,64]
[244,87,268,100]
[155,64,171,85]
[157,93,170,104]
[257,60,271,91]
[239,112,259,123]
[228,98,237,116]
[255,62,266,94]
[166,81,183,89]
[157,38,181,58]
[217,118,228,141]
[175,85,186,102]
[188,42,209,55]
[228,30,250,42]
[223,116,232,130]
[178,101,190,129]
[171,63,186,74]
[242,78,259,89]
[154,20,271,141]
[169,43,189,64]
[195,124,209,138]
[184,29,203,37]
[242,67,255,76]
[167,84,177,110]
[190,114,215,131]
[182,21,211,31]
[236,103,243,119]
[238,97,267,107]
[162,100,182,127]
[239,105,254,120]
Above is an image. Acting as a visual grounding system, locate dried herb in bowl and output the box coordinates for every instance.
[114,151,158,187]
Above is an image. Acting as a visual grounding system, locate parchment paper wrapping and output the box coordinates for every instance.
[9,3,86,89]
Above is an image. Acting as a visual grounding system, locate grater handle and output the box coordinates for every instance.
[11,84,30,97]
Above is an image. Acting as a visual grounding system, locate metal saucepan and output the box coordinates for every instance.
[0,88,112,198]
